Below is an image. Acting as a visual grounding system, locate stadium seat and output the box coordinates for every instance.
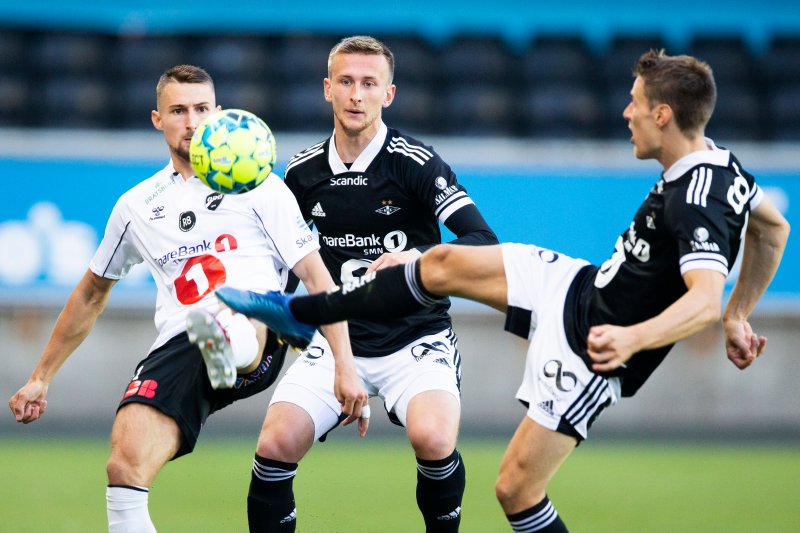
[705,84,762,141]
[0,75,30,127]
[116,78,157,129]
[758,35,800,85]
[276,81,331,133]
[438,85,515,136]
[214,78,273,124]
[599,35,669,138]
[379,34,438,85]
[438,35,517,87]
[600,35,668,85]
[383,81,437,135]
[0,28,30,75]
[520,35,595,85]
[113,35,190,82]
[40,76,112,128]
[31,31,112,76]
[190,35,275,80]
[766,83,800,140]
[520,84,603,138]
[275,33,338,82]
[688,35,756,86]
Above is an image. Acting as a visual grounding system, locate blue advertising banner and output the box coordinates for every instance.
[1,157,796,309]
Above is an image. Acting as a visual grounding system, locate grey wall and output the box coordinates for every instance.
[3,302,797,442]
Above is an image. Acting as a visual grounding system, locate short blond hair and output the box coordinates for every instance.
[327,35,394,82]
[156,64,214,102]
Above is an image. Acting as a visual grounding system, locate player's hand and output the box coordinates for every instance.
[366,249,421,273]
[9,380,49,424]
[333,363,370,437]
[723,318,766,370]
[587,324,639,372]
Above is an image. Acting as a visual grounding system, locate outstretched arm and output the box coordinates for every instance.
[723,197,790,369]
[588,269,725,372]
[9,269,115,423]
[291,252,370,436]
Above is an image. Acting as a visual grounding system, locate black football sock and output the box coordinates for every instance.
[247,455,298,532]
[506,495,568,532]
[290,260,442,325]
[416,449,466,532]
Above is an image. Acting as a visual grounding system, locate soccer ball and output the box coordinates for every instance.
[190,109,277,194]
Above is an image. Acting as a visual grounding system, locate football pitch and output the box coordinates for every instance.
[2,437,798,532]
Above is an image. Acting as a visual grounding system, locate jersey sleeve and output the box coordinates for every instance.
[398,148,496,250]
[89,195,143,279]
[667,166,741,277]
[251,174,319,270]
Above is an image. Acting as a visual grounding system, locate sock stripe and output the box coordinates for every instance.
[508,501,559,532]
[405,261,439,306]
[417,457,460,480]
[253,459,297,482]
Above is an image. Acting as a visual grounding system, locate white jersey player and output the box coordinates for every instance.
[9,64,367,533]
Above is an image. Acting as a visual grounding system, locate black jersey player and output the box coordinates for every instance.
[229,36,496,532]
[218,50,789,531]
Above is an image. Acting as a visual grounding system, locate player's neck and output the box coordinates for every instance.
[658,130,709,172]
[333,123,380,164]
[171,157,195,181]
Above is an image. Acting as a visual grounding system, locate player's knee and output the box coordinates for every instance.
[495,470,545,511]
[420,244,456,294]
[255,429,310,463]
[106,452,140,485]
[408,426,456,460]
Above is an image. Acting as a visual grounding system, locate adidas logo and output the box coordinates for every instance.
[311,202,326,217]
[433,357,450,368]
[280,508,297,524]
[437,506,461,521]
[538,400,555,416]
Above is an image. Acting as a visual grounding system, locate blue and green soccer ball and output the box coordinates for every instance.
[190,109,277,194]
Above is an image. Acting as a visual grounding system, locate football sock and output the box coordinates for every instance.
[106,485,156,533]
[506,495,568,532]
[216,307,260,370]
[290,260,442,325]
[415,449,466,532]
[248,454,298,532]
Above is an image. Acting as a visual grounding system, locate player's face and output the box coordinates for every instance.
[623,76,662,160]
[152,82,218,163]
[324,52,395,138]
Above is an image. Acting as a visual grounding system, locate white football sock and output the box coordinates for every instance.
[216,308,259,370]
[106,485,156,533]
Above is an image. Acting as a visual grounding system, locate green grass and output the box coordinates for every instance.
[1,437,798,532]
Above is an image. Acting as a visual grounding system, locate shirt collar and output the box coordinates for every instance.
[662,137,731,183]
[328,121,388,174]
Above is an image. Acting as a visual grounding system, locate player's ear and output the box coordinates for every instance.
[151,109,163,131]
[654,103,672,128]
[323,78,332,102]
[383,84,396,108]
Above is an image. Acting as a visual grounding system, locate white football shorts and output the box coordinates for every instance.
[269,328,461,441]
[502,242,621,441]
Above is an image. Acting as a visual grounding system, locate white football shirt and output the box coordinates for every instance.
[90,162,318,350]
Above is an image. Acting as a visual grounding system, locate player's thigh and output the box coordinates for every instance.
[497,417,576,510]
[108,403,182,485]
[421,244,507,310]
[256,401,316,462]
[405,389,461,459]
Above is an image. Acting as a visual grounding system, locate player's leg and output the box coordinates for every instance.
[374,327,464,532]
[106,403,181,533]
[215,244,507,336]
[246,333,351,532]
[405,390,465,532]
[418,243,508,311]
[496,418,575,532]
[187,306,268,388]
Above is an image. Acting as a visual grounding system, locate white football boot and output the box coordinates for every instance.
[186,309,237,389]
